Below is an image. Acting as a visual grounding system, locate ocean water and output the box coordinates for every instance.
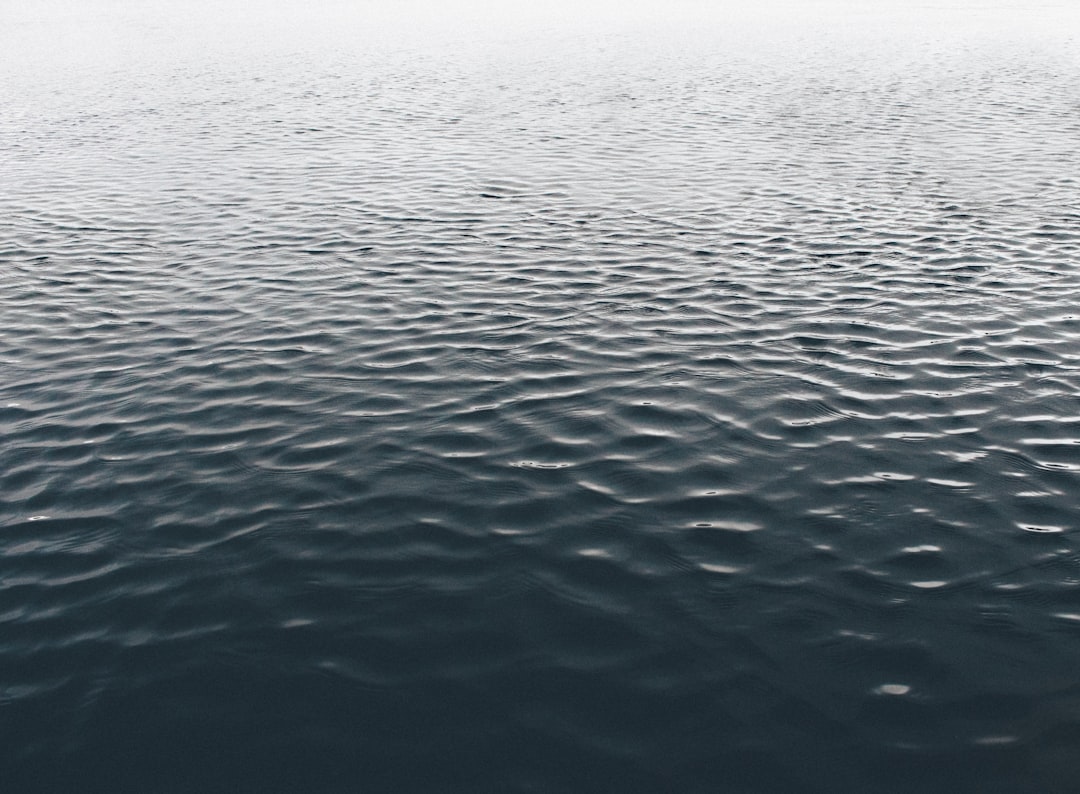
[3,1,1080,790]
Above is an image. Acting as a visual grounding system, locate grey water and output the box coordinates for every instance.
[3,0,1080,790]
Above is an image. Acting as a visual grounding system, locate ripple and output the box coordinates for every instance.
[3,0,1080,790]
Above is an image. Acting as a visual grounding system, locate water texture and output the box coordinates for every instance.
[3,2,1080,791]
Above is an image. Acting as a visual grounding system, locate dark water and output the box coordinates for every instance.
[3,1,1080,790]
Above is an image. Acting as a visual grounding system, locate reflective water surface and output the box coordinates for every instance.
[3,1,1080,791]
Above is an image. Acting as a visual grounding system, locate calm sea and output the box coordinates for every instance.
[3,1,1080,790]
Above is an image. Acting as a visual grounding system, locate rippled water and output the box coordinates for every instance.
[4,1,1080,790]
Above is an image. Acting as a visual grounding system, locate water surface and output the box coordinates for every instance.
[3,1,1080,791]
